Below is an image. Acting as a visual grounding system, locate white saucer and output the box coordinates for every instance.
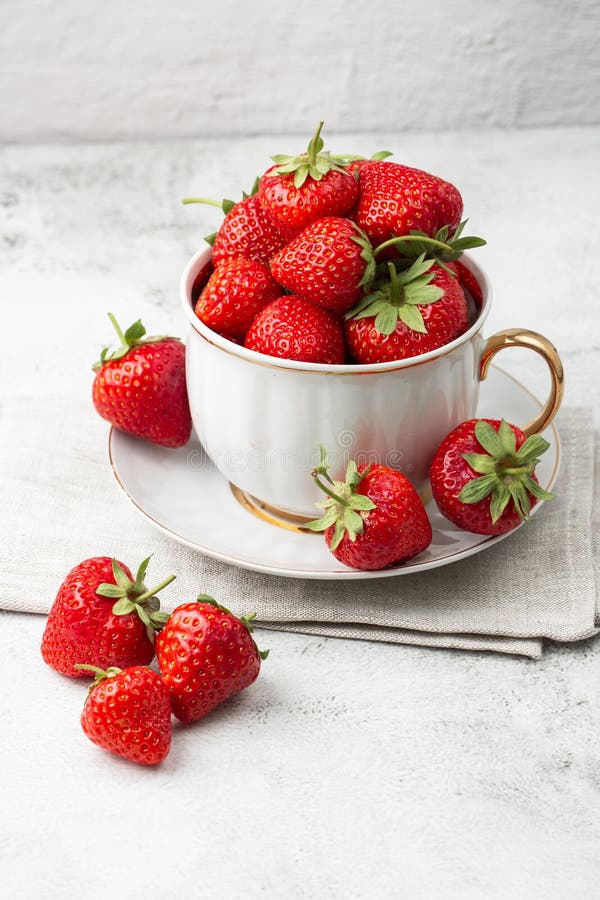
[108,365,560,580]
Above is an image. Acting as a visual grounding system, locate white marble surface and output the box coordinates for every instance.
[1,129,599,897]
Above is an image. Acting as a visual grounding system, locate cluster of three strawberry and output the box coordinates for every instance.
[41,556,268,766]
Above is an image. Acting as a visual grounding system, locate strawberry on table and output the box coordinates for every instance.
[257,121,359,234]
[156,595,268,723]
[195,256,282,341]
[92,314,192,448]
[308,448,432,570]
[41,556,175,677]
[244,295,346,364]
[183,180,287,266]
[429,418,554,535]
[355,160,463,250]
[78,665,171,766]
[270,217,376,315]
[345,255,469,363]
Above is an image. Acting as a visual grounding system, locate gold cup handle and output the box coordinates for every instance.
[480,329,564,436]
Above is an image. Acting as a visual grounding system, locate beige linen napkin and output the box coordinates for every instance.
[0,395,597,659]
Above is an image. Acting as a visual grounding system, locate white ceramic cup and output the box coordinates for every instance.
[180,248,564,518]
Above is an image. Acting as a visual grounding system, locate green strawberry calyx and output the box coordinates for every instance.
[181,177,261,246]
[194,594,269,660]
[266,121,356,189]
[93,313,177,372]
[74,664,123,700]
[95,557,175,642]
[458,419,554,523]
[375,220,486,275]
[306,446,376,551]
[345,255,443,336]
[350,224,378,291]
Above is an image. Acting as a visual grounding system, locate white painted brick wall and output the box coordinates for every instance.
[2,0,599,141]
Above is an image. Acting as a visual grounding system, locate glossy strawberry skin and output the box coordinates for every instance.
[212,194,287,267]
[156,602,262,723]
[258,165,359,235]
[41,557,155,677]
[195,256,282,341]
[93,339,191,448]
[355,161,463,249]
[81,667,171,766]
[345,266,469,364]
[450,259,483,307]
[270,217,369,315]
[245,295,346,364]
[430,419,538,535]
[326,465,432,570]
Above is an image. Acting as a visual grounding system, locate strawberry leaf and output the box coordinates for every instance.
[490,486,511,523]
[498,419,517,455]
[474,420,505,458]
[461,452,496,475]
[514,434,550,464]
[329,519,346,551]
[375,306,399,335]
[459,473,498,504]
[112,597,136,616]
[397,304,427,334]
[96,583,126,599]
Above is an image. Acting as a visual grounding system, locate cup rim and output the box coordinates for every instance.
[180,247,492,374]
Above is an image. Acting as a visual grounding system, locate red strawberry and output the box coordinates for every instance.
[156,595,268,723]
[307,449,432,570]
[257,122,359,234]
[355,160,463,250]
[79,665,171,766]
[430,418,554,535]
[92,315,191,448]
[183,183,287,266]
[41,556,174,677]
[345,256,469,364]
[346,151,394,176]
[270,217,376,315]
[195,256,282,341]
[245,295,346,364]
[451,258,483,307]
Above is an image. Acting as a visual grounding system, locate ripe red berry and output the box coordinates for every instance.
[92,314,191,448]
[355,160,463,249]
[430,418,554,535]
[345,256,468,364]
[195,256,282,341]
[156,596,268,723]
[79,665,171,766]
[41,556,175,677]
[270,217,375,315]
[308,449,432,570]
[245,295,346,364]
[183,188,287,266]
[257,122,359,234]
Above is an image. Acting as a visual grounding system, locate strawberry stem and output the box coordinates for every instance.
[374,235,454,257]
[182,197,223,208]
[135,574,176,604]
[307,120,325,166]
[107,312,127,349]
[311,470,350,508]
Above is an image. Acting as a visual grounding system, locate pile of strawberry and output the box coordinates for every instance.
[41,556,268,766]
[185,121,486,364]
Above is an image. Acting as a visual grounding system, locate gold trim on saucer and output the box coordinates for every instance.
[229,485,317,533]
[230,481,435,533]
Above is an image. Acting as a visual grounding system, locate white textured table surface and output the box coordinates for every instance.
[1,129,599,898]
